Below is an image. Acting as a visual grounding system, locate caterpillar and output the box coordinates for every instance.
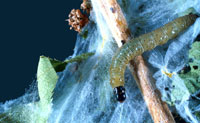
[110,14,198,102]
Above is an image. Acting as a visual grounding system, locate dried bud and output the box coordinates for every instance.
[67,9,89,33]
[81,0,92,14]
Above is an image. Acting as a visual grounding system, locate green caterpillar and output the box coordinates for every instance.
[110,14,198,102]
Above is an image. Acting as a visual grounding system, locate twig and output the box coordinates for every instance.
[95,0,131,47]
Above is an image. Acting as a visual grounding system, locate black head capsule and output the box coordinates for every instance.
[114,86,126,103]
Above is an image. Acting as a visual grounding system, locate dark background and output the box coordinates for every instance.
[0,0,82,102]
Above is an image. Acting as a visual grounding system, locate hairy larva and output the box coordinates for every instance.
[110,14,198,102]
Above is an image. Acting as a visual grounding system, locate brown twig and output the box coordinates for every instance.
[95,0,175,122]
[130,56,175,123]
[95,0,131,47]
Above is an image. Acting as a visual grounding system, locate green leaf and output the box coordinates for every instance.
[37,56,58,107]
[49,52,95,72]
[170,41,200,119]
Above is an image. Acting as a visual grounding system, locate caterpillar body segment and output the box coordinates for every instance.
[110,14,197,101]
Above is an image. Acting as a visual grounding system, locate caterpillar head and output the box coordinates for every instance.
[114,86,126,103]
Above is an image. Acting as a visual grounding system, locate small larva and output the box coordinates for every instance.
[110,14,198,102]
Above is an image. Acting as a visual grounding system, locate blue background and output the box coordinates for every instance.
[0,0,82,102]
